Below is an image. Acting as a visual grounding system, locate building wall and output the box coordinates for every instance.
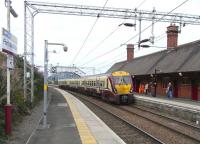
[136,76,199,101]
[178,84,191,99]
[198,82,200,100]
[156,81,166,97]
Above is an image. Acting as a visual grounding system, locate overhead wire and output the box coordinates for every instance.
[122,0,190,45]
[96,51,127,67]
[98,56,126,70]
[79,0,189,67]
[136,0,147,9]
[77,0,147,66]
[154,34,166,43]
[97,48,140,70]
[70,0,109,65]
[76,25,121,64]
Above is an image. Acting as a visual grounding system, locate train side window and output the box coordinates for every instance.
[100,81,103,87]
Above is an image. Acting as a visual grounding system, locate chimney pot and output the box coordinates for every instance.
[167,24,179,49]
[127,44,134,61]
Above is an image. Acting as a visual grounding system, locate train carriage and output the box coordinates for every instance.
[58,71,134,104]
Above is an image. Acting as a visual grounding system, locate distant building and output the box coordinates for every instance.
[48,71,81,84]
[56,66,86,76]
[107,24,200,101]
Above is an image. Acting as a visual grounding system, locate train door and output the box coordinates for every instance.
[191,80,198,101]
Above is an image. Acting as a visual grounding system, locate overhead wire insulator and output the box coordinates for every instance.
[134,8,137,31]
[151,7,156,44]
[139,38,150,43]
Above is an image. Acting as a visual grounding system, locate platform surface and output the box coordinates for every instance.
[27,87,125,144]
[135,94,200,112]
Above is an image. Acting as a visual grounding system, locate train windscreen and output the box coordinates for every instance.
[112,76,132,85]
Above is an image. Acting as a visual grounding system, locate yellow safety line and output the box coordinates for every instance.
[58,89,97,144]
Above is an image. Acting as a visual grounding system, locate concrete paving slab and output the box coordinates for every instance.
[27,88,81,144]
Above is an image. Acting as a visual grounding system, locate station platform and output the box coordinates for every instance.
[27,87,125,144]
[134,93,200,123]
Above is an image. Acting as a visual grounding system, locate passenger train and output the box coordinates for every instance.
[58,71,134,104]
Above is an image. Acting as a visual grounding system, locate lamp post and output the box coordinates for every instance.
[43,40,68,128]
[154,69,161,97]
[4,0,18,134]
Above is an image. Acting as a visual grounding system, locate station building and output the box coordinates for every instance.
[107,25,200,101]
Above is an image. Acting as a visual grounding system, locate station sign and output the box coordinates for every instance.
[7,55,14,69]
[1,28,17,55]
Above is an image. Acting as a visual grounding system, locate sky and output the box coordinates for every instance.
[0,0,200,75]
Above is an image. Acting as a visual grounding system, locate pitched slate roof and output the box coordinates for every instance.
[107,40,200,75]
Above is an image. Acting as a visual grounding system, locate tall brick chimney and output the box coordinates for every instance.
[127,44,134,61]
[167,24,179,49]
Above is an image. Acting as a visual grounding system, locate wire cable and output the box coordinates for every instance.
[79,0,189,67]
[136,0,147,9]
[76,0,147,66]
[70,0,109,65]
[96,48,140,69]
[76,25,121,64]
[124,0,189,45]
[96,51,127,67]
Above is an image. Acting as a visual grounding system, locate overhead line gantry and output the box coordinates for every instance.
[24,1,200,103]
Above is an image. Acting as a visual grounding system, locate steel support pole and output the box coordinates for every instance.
[5,0,12,135]
[31,15,34,105]
[138,13,141,50]
[43,40,48,128]
[154,69,157,97]
[6,0,11,105]
[24,2,27,101]
[6,68,10,105]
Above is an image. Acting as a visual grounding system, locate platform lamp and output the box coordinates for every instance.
[154,69,161,97]
[43,40,68,128]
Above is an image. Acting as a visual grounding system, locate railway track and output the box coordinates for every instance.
[119,106,200,143]
[72,92,164,144]
[69,91,200,144]
[132,105,200,130]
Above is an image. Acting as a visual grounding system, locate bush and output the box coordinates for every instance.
[0,55,44,140]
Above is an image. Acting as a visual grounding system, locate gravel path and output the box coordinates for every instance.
[6,100,43,144]
[5,87,56,144]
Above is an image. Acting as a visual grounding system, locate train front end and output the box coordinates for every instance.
[111,71,134,104]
